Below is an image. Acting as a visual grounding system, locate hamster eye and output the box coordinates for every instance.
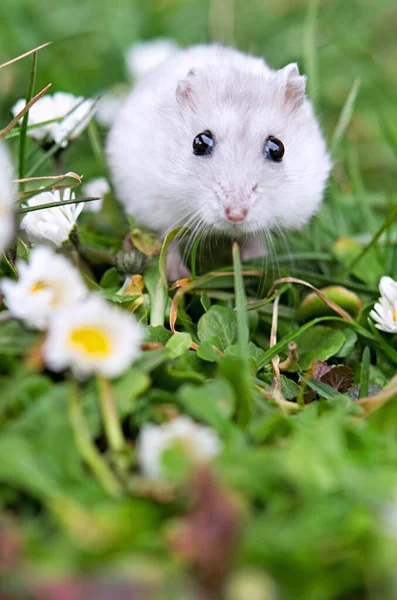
[264,136,285,162]
[193,130,214,156]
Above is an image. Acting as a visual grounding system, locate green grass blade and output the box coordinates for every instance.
[232,242,249,355]
[343,204,397,278]
[0,42,52,70]
[303,0,319,107]
[19,50,38,188]
[159,227,188,286]
[231,243,254,426]
[26,98,99,178]
[360,347,371,398]
[17,196,100,214]
[368,319,397,365]
[190,230,204,280]
[331,78,361,155]
[257,316,376,370]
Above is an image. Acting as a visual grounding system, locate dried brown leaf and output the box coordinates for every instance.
[170,469,242,591]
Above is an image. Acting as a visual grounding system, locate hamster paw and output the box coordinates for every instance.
[166,242,192,281]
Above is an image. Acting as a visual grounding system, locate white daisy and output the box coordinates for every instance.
[20,188,83,248]
[137,416,221,480]
[83,177,110,213]
[12,92,95,148]
[96,89,127,128]
[370,276,397,334]
[43,294,143,379]
[1,246,88,330]
[125,39,178,80]
[0,142,15,253]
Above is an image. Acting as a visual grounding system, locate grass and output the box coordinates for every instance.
[0,1,397,599]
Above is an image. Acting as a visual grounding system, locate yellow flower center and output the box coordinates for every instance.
[31,281,48,294]
[68,326,111,357]
[393,308,397,325]
[30,280,59,306]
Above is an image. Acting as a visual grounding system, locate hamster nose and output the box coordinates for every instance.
[225,206,248,223]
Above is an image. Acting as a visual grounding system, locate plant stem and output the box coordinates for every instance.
[88,119,106,168]
[68,380,122,497]
[343,204,397,278]
[79,243,115,265]
[19,50,38,188]
[97,376,125,453]
[360,347,370,398]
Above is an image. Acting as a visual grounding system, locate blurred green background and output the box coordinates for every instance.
[1,0,397,191]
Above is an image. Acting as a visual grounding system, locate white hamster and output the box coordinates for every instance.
[107,42,331,279]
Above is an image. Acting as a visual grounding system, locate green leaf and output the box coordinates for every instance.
[293,326,346,371]
[298,286,362,322]
[336,328,358,358]
[0,434,58,499]
[256,316,371,370]
[144,262,167,327]
[197,305,237,351]
[99,267,121,289]
[332,237,383,287]
[134,349,169,373]
[360,347,371,398]
[178,379,237,434]
[131,228,162,256]
[146,325,172,345]
[165,332,192,359]
[197,341,221,363]
[219,356,253,426]
[260,373,300,400]
[225,342,265,369]
[0,370,52,426]
[200,291,211,312]
[0,320,38,355]
[84,369,151,437]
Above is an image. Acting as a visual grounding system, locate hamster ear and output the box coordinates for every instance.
[176,70,197,110]
[278,63,307,108]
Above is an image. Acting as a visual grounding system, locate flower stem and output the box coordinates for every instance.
[79,244,115,265]
[97,375,125,453]
[68,379,122,497]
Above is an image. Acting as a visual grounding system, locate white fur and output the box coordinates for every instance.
[107,43,331,271]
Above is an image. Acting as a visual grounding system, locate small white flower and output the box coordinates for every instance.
[20,188,83,248]
[1,246,88,330]
[96,89,127,128]
[43,294,143,379]
[0,142,15,253]
[83,177,110,213]
[12,92,95,148]
[137,416,221,480]
[125,39,178,80]
[370,276,397,334]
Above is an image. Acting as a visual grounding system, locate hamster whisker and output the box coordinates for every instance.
[263,227,280,282]
[248,229,268,293]
[272,221,295,278]
[203,224,215,267]
[182,217,207,264]
[161,207,200,241]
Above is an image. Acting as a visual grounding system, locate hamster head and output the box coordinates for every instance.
[170,63,331,237]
